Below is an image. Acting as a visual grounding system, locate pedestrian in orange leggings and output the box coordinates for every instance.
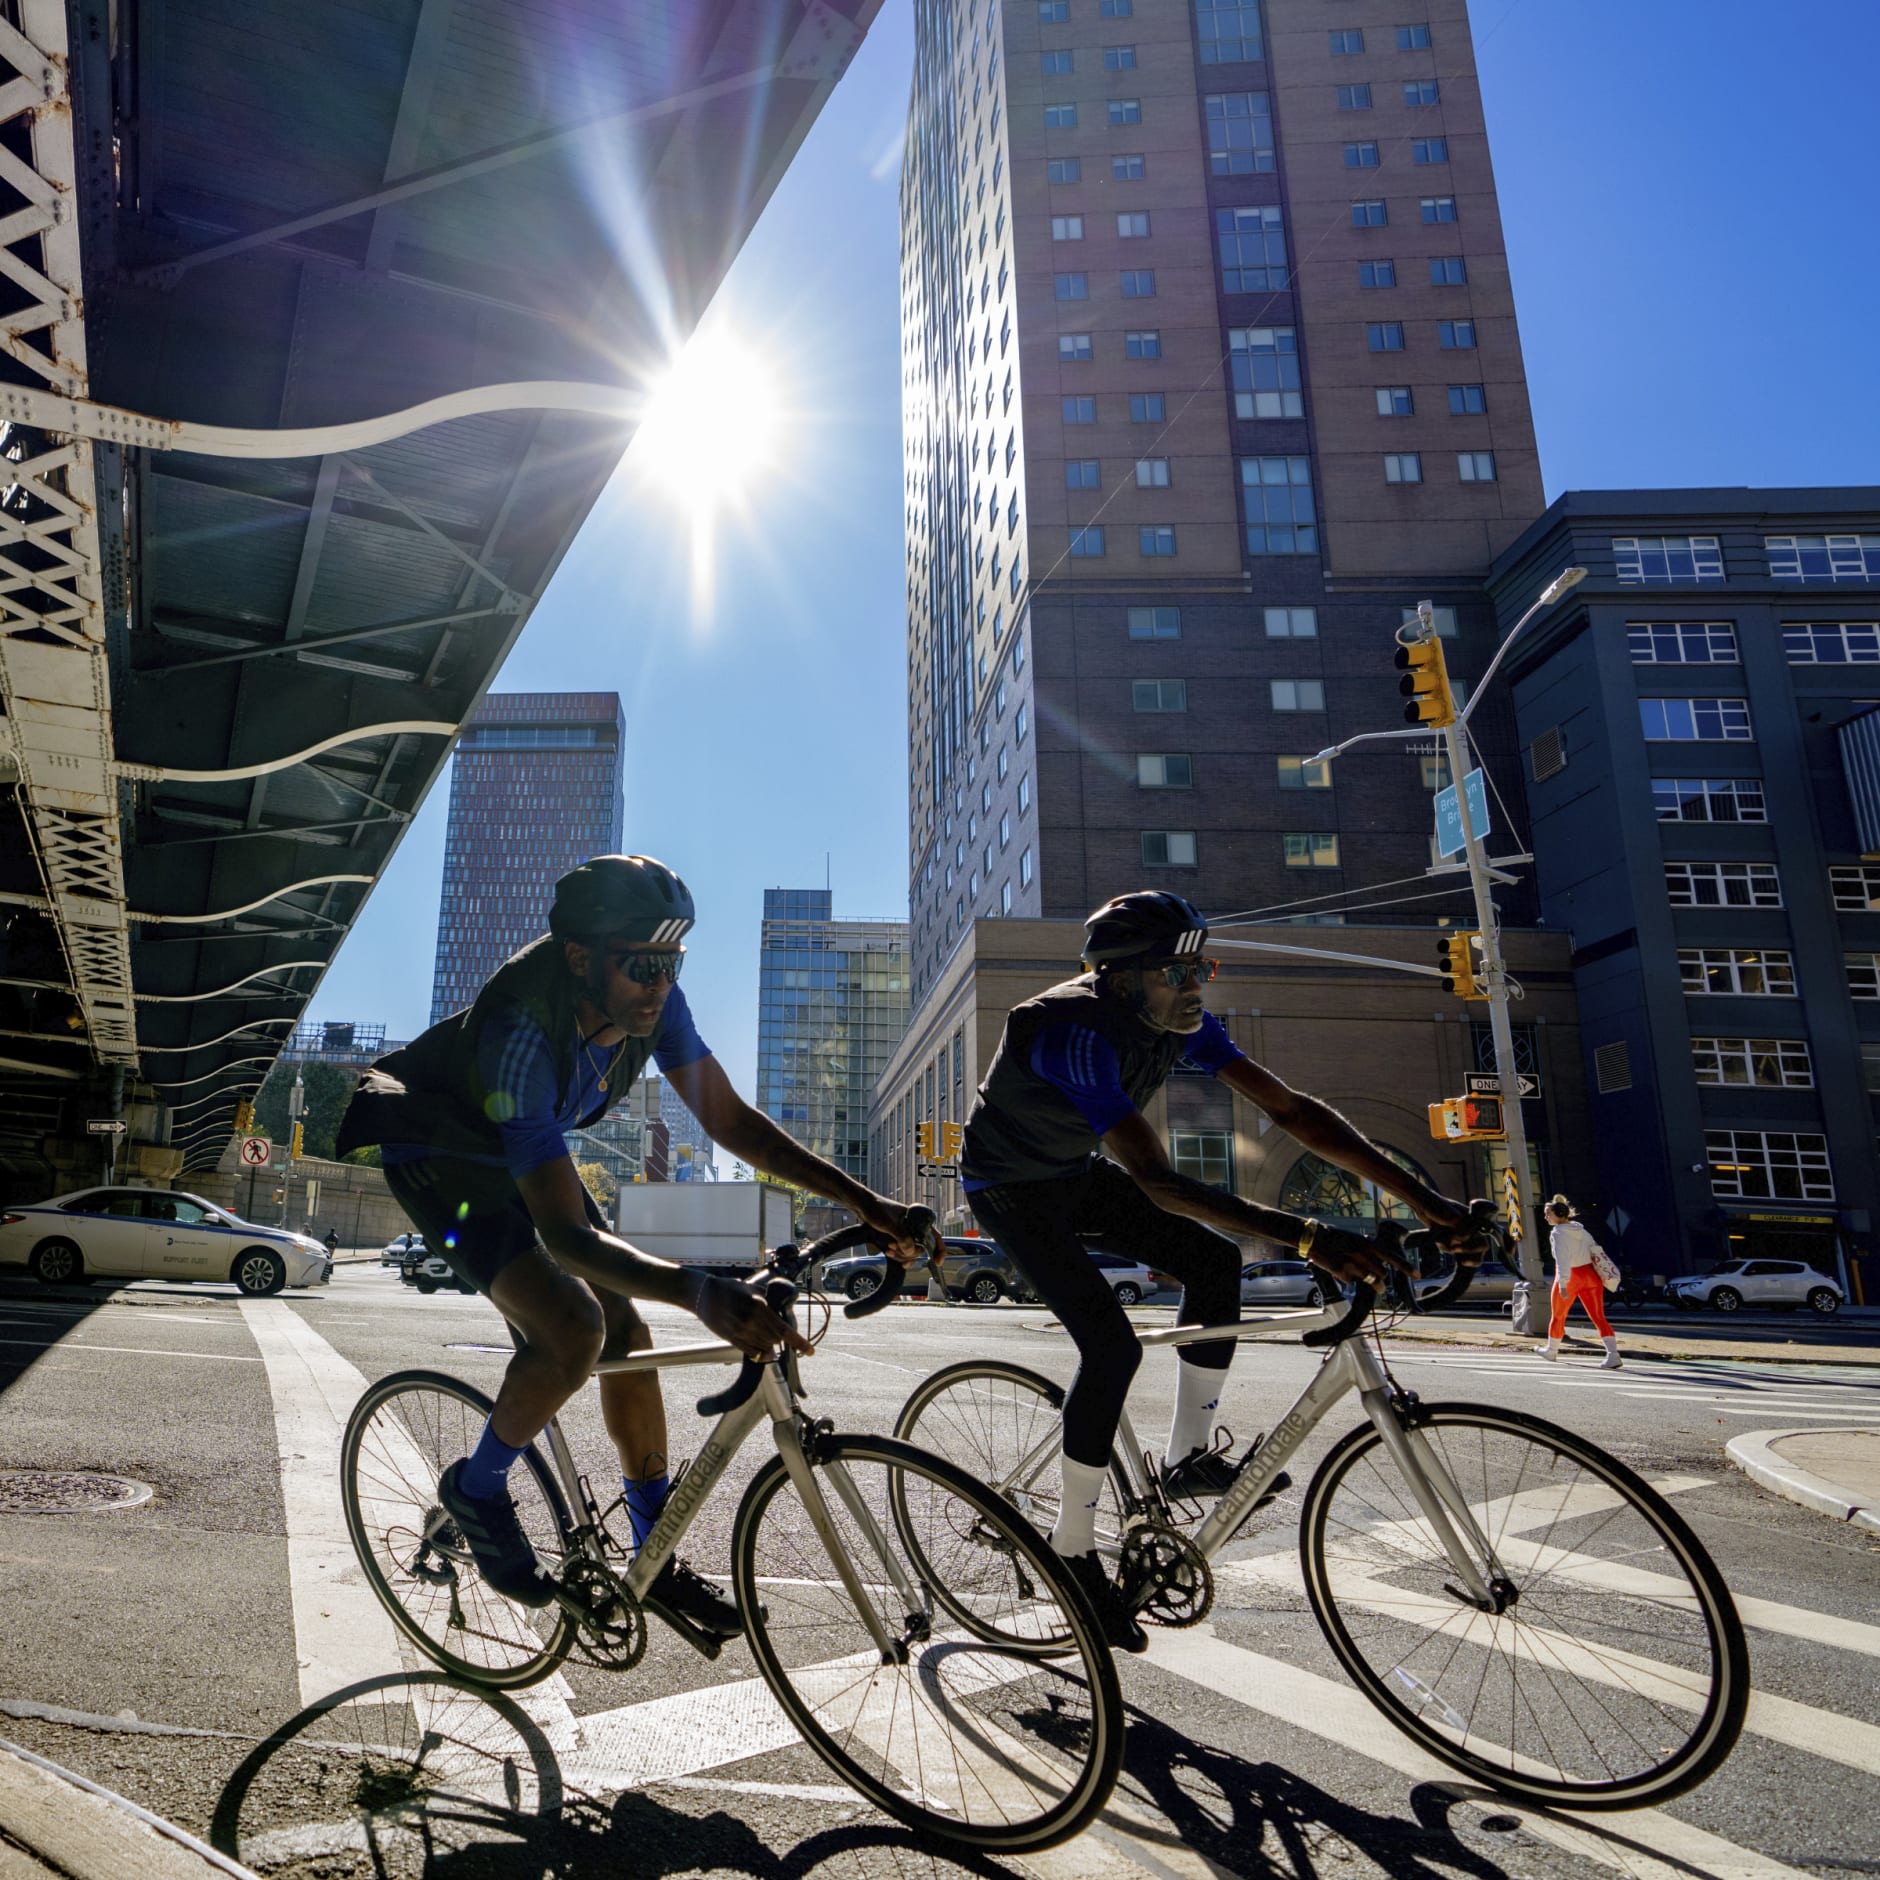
[1534,1193,1621,1369]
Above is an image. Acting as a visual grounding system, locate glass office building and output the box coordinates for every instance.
[429,692,626,1023]
[757,889,910,1180]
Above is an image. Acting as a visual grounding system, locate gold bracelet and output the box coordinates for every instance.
[1297,1218,1319,1261]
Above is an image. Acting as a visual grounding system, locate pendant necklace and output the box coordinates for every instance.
[579,1024,623,1094]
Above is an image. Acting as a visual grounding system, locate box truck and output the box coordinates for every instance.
[612,1181,795,1273]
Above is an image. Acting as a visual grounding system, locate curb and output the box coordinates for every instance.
[1368,1320,1880,1370]
[0,1735,261,1880]
[1723,1428,1880,1534]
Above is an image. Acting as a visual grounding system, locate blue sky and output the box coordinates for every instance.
[309,0,1878,1105]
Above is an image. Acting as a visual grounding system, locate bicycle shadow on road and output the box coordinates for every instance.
[207,1670,1040,1880]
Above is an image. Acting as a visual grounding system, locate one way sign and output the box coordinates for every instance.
[1467,1072,1539,1099]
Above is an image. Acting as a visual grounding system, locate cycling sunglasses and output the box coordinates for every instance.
[617,947,685,985]
[1150,958,1218,988]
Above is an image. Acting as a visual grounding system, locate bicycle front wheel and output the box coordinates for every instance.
[732,1432,1122,1853]
[342,1369,575,1690]
[1301,1403,1748,1809]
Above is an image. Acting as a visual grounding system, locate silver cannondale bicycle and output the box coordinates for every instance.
[340,1221,1123,1853]
[889,1207,1750,1811]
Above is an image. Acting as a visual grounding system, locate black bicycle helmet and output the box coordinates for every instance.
[550,855,695,945]
[1082,891,1208,968]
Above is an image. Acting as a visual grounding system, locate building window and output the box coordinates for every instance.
[1447,383,1486,414]
[1429,256,1467,285]
[1271,678,1326,711]
[1421,196,1458,224]
[1229,325,1302,417]
[1041,48,1074,74]
[1113,152,1147,180]
[1614,536,1725,584]
[1706,1129,1833,1203]
[1767,534,1880,582]
[1663,861,1781,907]
[1628,622,1738,663]
[1336,83,1372,110]
[1170,1128,1234,1189]
[1420,755,1451,791]
[1016,703,1028,741]
[1135,457,1171,486]
[1438,319,1476,348]
[1652,777,1768,823]
[1384,452,1422,484]
[1104,45,1138,69]
[1678,948,1796,997]
[1398,602,1459,637]
[1130,392,1167,421]
[1000,879,1013,914]
[998,743,1010,780]
[1044,102,1078,128]
[1120,268,1157,296]
[1101,0,1134,14]
[1329,28,1364,53]
[1140,525,1177,556]
[1847,953,1880,999]
[1829,864,1880,911]
[1277,756,1332,789]
[1143,830,1199,866]
[1020,844,1034,884]
[1052,214,1084,240]
[1039,0,1069,17]
[1138,753,1194,788]
[1069,526,1106,556]
[1062,395,1097,424]
[1117,211,1151,237]
[1060,333,1093,362]
[1344,141,1381,168]
[1350,198,1388,227]
[1242,456,1318,554]
[1128,604,1182,639]
[1196,0,1262,63]
[1216,205,1287,291]
[1055,271,1089,300]
[1412,137,1449,164]
[1125,329,1162,358]
[1398,22,1433,47]
[1047,156,1082,183]
[1457,451,1497,482]
[1108,98,1143,125]
[1638,697,1753,741]
[1376,386,1413,416]
[1784,622,1880,663]
[1360,259,1397,288]
[1066,458,1100,488]
[1265,606,1317,638]
[1693,1037,1814,1089]
[1204,91,1274,172]
[1367,322,1405,351]
[1406,79,1440,105]
[1284,832,1341,867]
[1133,678,1188,711]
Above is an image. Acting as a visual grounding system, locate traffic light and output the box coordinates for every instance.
[290,1121,305,1160]
[1437,931,1485,998]
[941,1121,964,1160]
[1395,636,1456,727]
[234,1100,254,1133]
[917,1121,937,1159]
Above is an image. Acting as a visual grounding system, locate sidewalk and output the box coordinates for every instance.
[1360,1314,1880,1369]
[0,1737,259,1880]
[1725,1427,1880,1535]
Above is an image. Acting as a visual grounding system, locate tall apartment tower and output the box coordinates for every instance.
[757,889,911,1182]
[899,0,1545,1006]
[429,692,626,1022]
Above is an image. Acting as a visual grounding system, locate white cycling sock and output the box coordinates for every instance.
[1049,1456,1108,1558]
[1166,1360,1227,1463]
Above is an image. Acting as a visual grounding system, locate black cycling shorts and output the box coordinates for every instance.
[967,1156,1241,1468]
[383,1155,608,1295]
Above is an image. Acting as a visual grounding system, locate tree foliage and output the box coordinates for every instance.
[252,1060,357,1160]
[574,1159,618,1208]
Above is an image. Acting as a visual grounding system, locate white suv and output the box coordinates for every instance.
[1668,1259,1844,1317]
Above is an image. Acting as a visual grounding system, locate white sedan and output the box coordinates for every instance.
[0,1188,330,1296]
[1087,1251,1155,1306]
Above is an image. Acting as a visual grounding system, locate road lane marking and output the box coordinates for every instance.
[0,1336,260,1363]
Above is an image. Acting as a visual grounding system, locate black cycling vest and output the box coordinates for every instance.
[333,933,652,1162]
[960,975,1186,1187]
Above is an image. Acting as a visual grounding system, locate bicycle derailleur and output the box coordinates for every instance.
[1119,1523,1213,1628]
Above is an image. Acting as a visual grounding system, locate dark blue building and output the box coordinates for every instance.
[1492,491,1880,1297]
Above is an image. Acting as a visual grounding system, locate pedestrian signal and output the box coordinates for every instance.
[1428,1095,1505,1142]
[1396,636,1456,727]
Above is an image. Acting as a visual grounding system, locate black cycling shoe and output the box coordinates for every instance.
[1058,1549,1148,1654]
[644,1555,747,1640]
[437,1460,557,1608]
[1161,1442,1246,1500]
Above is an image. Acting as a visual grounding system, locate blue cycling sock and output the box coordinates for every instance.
[459,1419,526,1500]
[623,1472,671,1553]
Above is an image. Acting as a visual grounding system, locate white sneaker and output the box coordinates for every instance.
[1533,1342,1558,1361]
[1599,1349,1623,1370]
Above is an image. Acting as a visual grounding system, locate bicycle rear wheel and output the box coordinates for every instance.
[341,1369,575,1690]
[732,1432,1122,1853]
[1301,1403,1748,1809]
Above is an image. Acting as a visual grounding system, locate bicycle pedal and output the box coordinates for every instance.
[643,1601,726,1661]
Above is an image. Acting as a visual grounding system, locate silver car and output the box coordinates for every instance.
[1668,1259,1844,1317]
[1239,1258,1325,1308]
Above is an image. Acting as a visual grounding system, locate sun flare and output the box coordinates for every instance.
[634,328,780,520]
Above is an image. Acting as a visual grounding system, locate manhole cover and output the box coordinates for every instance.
[0,1470,154,1515]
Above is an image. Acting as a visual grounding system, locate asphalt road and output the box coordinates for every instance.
[0,1266,1876,1880]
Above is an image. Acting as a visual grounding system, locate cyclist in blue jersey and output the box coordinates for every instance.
[336,855,929,1636]
[960,890,1484,1649]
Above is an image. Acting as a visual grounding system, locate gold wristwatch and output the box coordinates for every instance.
[1297,1217,1320,1261]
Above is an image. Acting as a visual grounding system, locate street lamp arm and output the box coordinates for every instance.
[1457,566,1587,731]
